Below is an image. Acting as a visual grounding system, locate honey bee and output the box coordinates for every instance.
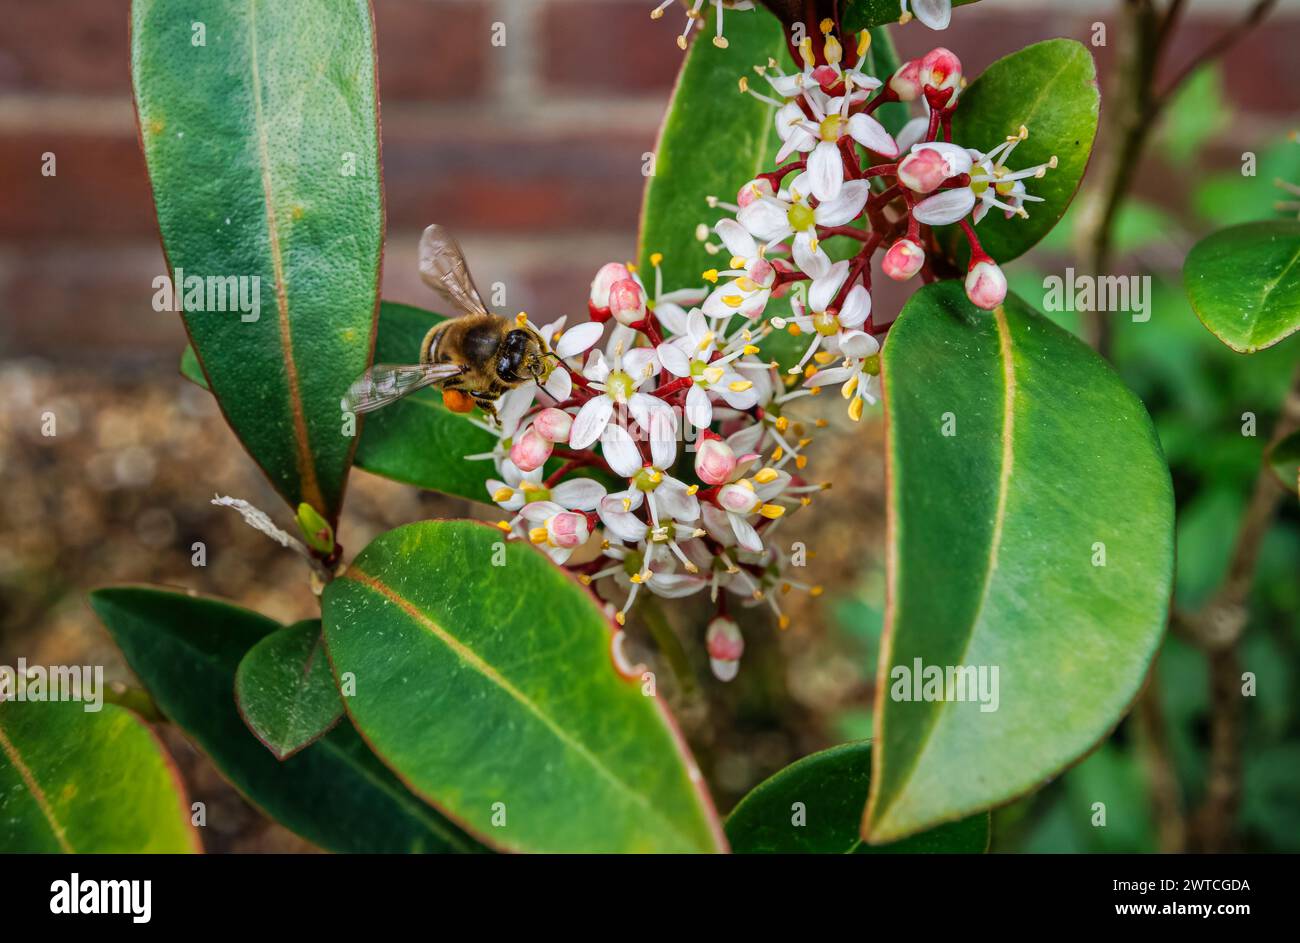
[344,225,557,420]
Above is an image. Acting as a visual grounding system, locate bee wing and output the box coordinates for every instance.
[418,224,491,318]
[343,362,466,415]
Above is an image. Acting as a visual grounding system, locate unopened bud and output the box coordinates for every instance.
[706,616,744,682]
[609,278,647,326]
[965,259,1007,310]
[889,59,923,101]
[547,511,589,549]
[589,262,632,322]
[533,407,574,443]
[510,425,553,472]
[882,238,926,281]
[919,47,962,93]
[695,436,738,485]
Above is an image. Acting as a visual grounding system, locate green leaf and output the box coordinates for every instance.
[321,520,727,853]
[638,6,787,289]
[1267,431,1300,495]
[842,0,981,31]
[235,620,343,760]
[90,587,483,853]
[726,742,988,853]
[1183,220,1300,353]
[180,341,208,389]
[132,0,383,523]
[866,281,1174,843]
[0,701,199,853]
[351,302,500,500]
[945,39,1100,265]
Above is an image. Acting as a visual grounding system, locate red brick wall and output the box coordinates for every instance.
[2,0,1297,363]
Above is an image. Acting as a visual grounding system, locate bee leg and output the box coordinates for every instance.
[472,394,500,423]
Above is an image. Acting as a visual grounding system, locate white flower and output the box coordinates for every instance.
[701,219,777,320]
[771,92,898,201]
[568,344,667,476]
[805,333,883,422]
[771,261,872,376]
[657,308,761,430]
[703,464,791,554]
[737,173,871,252]
[517,501,593,565]
[488,464,606,514]
[899,0,952,30]
[911,128,1056,226]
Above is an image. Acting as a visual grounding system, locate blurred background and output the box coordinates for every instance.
[1,0,1298,852]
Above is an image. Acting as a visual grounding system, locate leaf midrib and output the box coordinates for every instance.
[0,715,75,853]
[344,565,703,850]
[246,0,322,511]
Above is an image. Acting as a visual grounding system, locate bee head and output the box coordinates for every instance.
[499,328,554,384]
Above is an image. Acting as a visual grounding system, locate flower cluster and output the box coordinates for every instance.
[468,253,828,682]
[470,19,1048,683]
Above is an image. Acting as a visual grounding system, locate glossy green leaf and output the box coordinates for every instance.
[351,302,500,501]
[321,520,727,853]
[0,701,199,853]
[843,0,980,31]
[180,341,208,389]
[1183,220,1300,353]
[726,742,988,853]
[639,6,787,289]
[945,39,1099,265]
[235,620,343,760]
[132,0,383,523]
[90,587,483,853]
[1267,430,1300,495]
[867,281,1174,843]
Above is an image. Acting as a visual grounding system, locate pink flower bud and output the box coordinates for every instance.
[608,278,646,326]
[695,436,738,485]
[897,148,952,194]
[589,262,631,322]
[717,482,758,514]
[736,177,774,208]
[547,511,589,549]
[920,47,962,93]
[706,616,743,682]
[533,407,574,444]
[889,60,923,101]
[509,426,552,472]
[965,259,1007,310]
[882,238,926,281]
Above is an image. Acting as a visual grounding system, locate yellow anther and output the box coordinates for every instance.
[495,520,512,532]
[809,386,822,395]
[804,364,818,379]
[728,380,754,393]
[616,610,627,625]
[753,468,779,484]
[798,437,812,448]
[723,294,744,308]
[703,366,725,385]
[759,503,785,519]
[824,35,842,66]
[774,416,789,432]
[579,574,592,585]
[737,478,755,492]
[848,396,865,422]
[730,255,746,270]
[738,76,749,93]
[686,484,699,495]
[898,11,913,24]
[622,497,632,511]
[629,573,644,584]
[788,323,802,336]
[650,252,663,267]
[676,35,688,50]
[528,527,549,545]
[697,331,716,351]
[685,562,699,574]
[781,583,792,594]
[702,268,719,283]
[743,344,760,355]
[492,487,515,502]
[857,30,871,57]
[794,455,808,469]
[815,418,828,428]
[778,615,791,630]
[800,496,812,506]
[813,351,835,365]
[842,374,859,399]
[811,585,824,597]
[798,37,814,67]
[819,18,834,33]
[772,446,785,461]
[713,35,729,48]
